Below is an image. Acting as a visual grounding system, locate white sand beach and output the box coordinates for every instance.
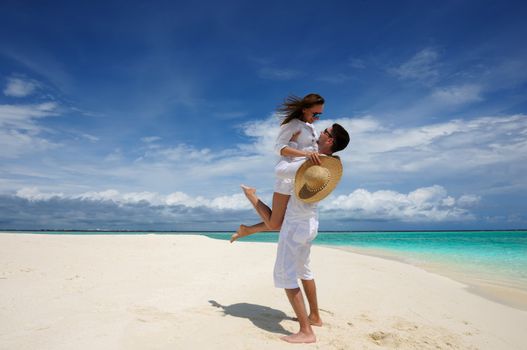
[1,233,526,349]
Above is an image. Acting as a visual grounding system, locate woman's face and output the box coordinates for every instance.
[302,103,324,124]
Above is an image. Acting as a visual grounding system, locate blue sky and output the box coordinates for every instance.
[1,0,526,231]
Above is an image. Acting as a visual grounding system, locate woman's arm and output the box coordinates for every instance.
[274,120,302,155]
[280,146,321,165]
[275,121,320,164]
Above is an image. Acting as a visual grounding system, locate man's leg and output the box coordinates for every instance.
[301,279,322,326]
[282,288,316,343]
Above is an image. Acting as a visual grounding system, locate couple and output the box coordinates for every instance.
[231,94,350,344]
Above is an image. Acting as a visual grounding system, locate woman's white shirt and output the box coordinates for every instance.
[274,119,318,161]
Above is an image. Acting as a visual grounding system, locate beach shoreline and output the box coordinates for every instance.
[328,245,527,312]
[3,231,526,309]
[1,233,526,349]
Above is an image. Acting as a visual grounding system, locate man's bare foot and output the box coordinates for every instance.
[240,184,258,207]
[230,225,249,243]
[280,331,316,344]
[291,316,323,326]
[309,315,323,327]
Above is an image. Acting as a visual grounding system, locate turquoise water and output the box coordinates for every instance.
[202,230,527,289]
[4,230,527,290]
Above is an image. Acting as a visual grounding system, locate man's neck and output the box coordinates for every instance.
[320,147,333,156]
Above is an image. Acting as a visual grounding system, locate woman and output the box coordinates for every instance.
[231,93,324,242]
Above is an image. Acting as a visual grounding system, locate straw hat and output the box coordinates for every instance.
[294,155,343,203]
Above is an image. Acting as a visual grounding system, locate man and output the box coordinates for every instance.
[233,123,350,344]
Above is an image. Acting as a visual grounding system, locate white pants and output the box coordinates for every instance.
[273,217,319,289]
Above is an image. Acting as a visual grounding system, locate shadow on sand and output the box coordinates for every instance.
[209,300,293,335]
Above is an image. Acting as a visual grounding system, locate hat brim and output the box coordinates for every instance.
[294,155,343,203]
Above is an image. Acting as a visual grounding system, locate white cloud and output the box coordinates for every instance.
[166,191,196,206]
[104,148,123,162]
[209,193,251,210]
[141,136,161,143]
[339,114,527,178]
[143,144,214,162]
[0,102,61,158]
[3,50,74,93]
[431,84,483,105]
[3,77,38,97]
[77,189,122,202]
[0,131,59,159]
[2,111,526,213]
[321,185,476,222]
[15,187,252,211]
[13,185,477,223]
[457,194,481,207]
[344,116,383,133]
[481,57,527,91]
[239,114,280,155]
[166,192,250,210]
[0,102,59,129]
[390,48,440,84]
[9,112,527,201]
[16,187,64,201]
[81,133,99,142]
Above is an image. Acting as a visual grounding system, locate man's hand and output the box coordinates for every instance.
[305,151,321,165]
[287,131,321,164]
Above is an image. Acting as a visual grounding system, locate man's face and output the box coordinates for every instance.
[318,126,334,155]
[303,104,324,124]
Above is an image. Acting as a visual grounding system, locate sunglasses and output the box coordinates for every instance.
[323,128,334,138]
[312,112,322,118]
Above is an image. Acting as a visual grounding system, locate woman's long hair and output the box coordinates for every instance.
[278,93,325,125]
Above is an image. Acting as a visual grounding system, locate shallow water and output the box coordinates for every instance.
[205,230,527,290]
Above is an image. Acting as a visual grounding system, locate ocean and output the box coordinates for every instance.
[208,230,527,309]
[204,230,527,291]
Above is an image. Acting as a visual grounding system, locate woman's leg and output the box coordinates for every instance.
[230,222,267,243]
[230,186,290,243]
[241,185,289,230]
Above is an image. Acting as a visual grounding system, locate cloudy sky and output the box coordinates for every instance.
[1,0,526,231]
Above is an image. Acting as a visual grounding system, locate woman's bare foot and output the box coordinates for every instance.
[230,225,249,243]
[280,331,316,343]
[240,184,258,207]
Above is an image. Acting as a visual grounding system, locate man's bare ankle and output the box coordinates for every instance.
[307,313,322,325]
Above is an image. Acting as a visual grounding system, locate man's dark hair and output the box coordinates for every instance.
[331,123,350,153]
